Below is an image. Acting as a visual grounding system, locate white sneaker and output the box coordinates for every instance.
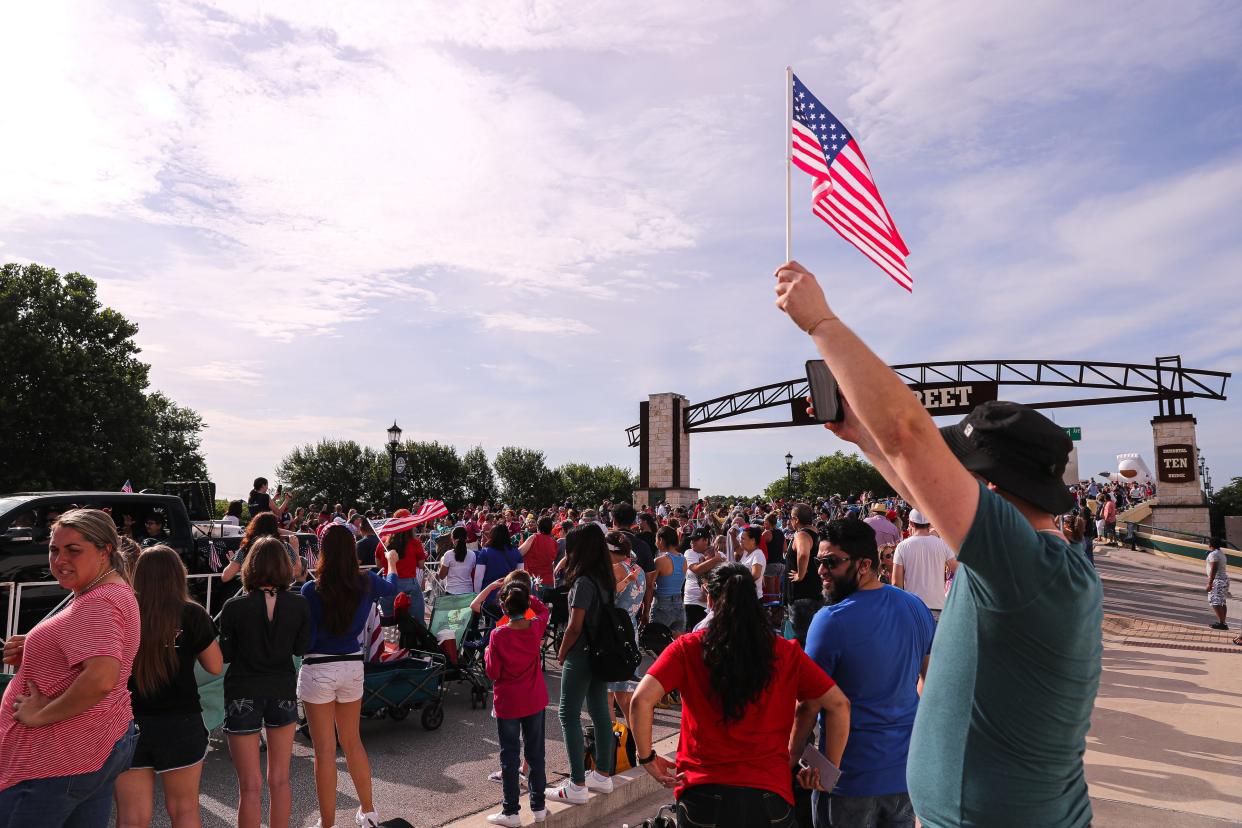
[548,781,589,804]
[532,808,548,823]
[489,769,528,785]
[486,813,522,827]
[355,809,380,828]
[586,769,614,793]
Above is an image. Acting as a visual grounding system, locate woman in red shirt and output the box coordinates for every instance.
[518,516,558,591]
[378,509,427,623]
[629,563,849,828]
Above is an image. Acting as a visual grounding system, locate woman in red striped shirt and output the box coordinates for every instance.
[0,509,141,828]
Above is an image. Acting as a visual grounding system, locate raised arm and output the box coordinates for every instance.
[776,262,979,550]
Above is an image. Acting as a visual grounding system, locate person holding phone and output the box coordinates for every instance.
[776,261,1101,828]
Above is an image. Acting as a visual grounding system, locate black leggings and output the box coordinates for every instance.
[678,784,797,828]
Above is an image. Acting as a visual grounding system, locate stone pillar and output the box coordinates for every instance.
[633,393,699,509]
[1062,445,1081,486]
[1149,414,1210,537]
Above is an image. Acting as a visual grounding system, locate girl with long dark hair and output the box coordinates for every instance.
[221,512,302,583]
[218,537,311,828]
[115,547,222,828]
[629,563,850,828]
[298,524,399,828]
[437,526,476,595]
[549,523,618,805]
[473,524,523,610]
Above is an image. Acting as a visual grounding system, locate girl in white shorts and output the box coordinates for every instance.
[299,524,401,828]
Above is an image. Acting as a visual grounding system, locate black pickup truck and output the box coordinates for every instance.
[0,491,217,635]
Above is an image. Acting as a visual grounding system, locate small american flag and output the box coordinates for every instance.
[207,540,223,572]
[121,480,133,493]
[791,74,911,291]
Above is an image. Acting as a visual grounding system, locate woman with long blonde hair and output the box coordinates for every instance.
[114,546,222,827]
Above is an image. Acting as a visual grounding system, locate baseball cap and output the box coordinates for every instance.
[690,527,712,540]
[939,400,1075,515]
[908,508,930,526]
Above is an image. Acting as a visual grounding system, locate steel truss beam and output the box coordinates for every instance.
[625,358,1229,447]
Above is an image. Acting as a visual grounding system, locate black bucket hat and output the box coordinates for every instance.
[939,401,1075,516]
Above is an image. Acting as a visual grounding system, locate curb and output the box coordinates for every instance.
[1096,573,1206,595]
[443,732,680,828]
[1108,638,1242,656]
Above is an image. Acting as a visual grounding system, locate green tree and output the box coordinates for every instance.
[462,445,497,504]
[1209,476,1242,540]
[396,440,465,506]
[0,263,206,491]
[763,450,893,502]
[494,446,559,507]
[555,463,637,506]
[143,391,208,484]
[276,439,385,509]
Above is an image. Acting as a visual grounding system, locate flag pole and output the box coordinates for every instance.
[785,65,793,262]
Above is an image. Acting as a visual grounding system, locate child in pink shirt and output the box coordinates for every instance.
[483,580,549,826]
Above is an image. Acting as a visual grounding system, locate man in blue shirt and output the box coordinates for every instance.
[806,517,934,827]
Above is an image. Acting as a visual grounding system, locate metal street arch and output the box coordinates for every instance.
[627,357,1229,447]
[627,356,1229,538]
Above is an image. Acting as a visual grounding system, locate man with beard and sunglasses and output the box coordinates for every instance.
[775,260,1102,828]
[803,518,934,828]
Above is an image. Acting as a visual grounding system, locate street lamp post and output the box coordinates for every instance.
[387,421,403,512]
[785,452,793,498]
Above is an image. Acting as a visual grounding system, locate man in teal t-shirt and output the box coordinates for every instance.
[772,260,1102,828]
[906,480,1101,826]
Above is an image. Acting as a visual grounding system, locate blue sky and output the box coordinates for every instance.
[2,0,1240,500]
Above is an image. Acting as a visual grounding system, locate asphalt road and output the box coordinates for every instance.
[1095,547,1221,628]
[132,656,680,828]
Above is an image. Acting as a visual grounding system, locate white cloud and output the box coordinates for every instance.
[192,0,777,53]
[478,312,595,335]
[816,0,1242,156]
[3,0,1241,500]
[182,361,263,385]
[0,4,184,220]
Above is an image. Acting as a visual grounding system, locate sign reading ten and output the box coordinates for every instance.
[1156,443,1195,484]
[909,381,999,417]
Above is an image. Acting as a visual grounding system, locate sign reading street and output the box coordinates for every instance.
[1064,427,1081,441]
[908,381,999,417]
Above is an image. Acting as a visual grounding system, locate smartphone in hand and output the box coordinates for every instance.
[806,360,845,423]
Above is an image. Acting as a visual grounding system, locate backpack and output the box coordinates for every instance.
[584,720,638,774]
[584,581,642,682]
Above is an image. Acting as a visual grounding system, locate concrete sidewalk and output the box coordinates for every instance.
[1086,639,1242,826]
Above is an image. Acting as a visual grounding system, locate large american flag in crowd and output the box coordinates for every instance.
[371,499,449,536]
[790,73,911,291]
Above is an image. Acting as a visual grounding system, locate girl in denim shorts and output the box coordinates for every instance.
[218,537,311,828]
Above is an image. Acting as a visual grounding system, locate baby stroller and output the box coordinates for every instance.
[421,592,493,709]
[639,621,674,659]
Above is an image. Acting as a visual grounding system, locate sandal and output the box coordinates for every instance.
[1232,635,1242,646]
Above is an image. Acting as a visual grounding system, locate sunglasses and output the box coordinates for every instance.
[881,552,894,560]
[817,555,851,569]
